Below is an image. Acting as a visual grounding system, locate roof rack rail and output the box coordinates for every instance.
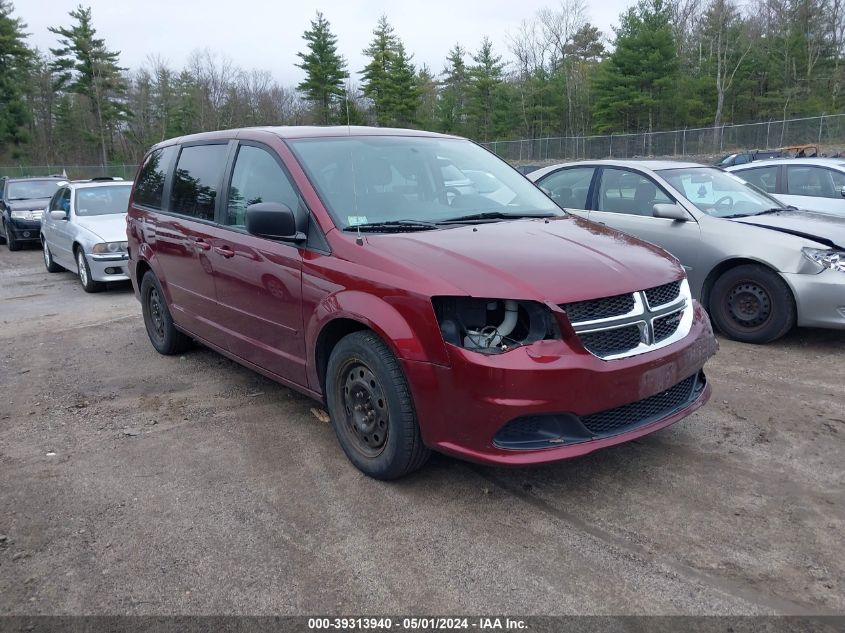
[90,176,124,181]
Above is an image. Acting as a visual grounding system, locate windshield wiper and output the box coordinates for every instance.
[723,208,784,219]
[342,220,439,233]
[439,211,557,224]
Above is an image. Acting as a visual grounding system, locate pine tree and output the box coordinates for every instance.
[0,1,32,158]
[439,45,469,135]
[592,0,679,134]
[49,5,127,167]
[360,15,399,126]
[467,37,505,141]
[295,11,348,125]
[386,43,419,127]
[416,64,439,130]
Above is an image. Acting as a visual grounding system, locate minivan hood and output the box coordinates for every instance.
[75,214,127,242]
[732,210,845,249]
[8,198,50,212]
[365,216,683,303]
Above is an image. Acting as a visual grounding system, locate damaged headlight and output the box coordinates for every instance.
[432,297,561,354]
[802,248,845,273]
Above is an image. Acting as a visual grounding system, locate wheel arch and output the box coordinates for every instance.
[307,290,450,398]
[700,257,792,310]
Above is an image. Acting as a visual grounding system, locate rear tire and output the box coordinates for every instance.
[42,238,63,272]
[326,331,430,480]
[76,248,104,293]
[709,264,795,344]
[140,271,192,355]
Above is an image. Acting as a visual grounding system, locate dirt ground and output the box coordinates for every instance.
[0,245,843,616]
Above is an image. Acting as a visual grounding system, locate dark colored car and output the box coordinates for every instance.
[715,149,782,168]
[0,176,67,250]
[127,126,718,479]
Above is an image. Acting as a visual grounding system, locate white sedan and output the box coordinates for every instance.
[40,178,132,292]
[726,157,845,216]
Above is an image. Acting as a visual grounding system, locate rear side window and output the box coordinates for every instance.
[170,144,229,221]
[226,145,299,227]
[538,167,595,210]
[134,146,176,209]
[738,166,778,193]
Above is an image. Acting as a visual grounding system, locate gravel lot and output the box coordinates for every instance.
[0,245,843,616]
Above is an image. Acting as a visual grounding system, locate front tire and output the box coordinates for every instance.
[42,238,63,272]
[326,331,430,480]
[6,225,20,251]
[140,271,192,355]
[709,264,795,344]
[76,248,104,293]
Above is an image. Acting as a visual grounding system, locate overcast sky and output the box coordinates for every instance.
[16,0,634,85]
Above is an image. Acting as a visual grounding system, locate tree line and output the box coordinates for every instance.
[1,0,844,167]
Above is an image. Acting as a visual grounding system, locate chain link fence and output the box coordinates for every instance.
[482,114,845,163]
[0,164,138,181]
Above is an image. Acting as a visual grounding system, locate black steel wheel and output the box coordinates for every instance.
[140,271,191,355]
[709,264,795,344]
[326,331,429,479]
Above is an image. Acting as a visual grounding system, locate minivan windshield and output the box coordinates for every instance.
[656,167,787,218]
[7,179,63,200]
[288,136,560,229]
[75,185,132,216]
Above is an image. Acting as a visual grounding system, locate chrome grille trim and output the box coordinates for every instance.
[564,279,694,361]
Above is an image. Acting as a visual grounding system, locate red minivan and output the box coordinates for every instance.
[127,127,718,479]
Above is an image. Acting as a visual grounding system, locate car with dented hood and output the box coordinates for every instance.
[126,127,717,479]
[530,160,845,343]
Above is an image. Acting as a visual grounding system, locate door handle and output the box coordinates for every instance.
[213,245,235,258]
[192,238,211,251]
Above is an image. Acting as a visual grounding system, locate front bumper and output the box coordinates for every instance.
[783,270,845,329]
[403,301,717,466]
[86,252,130,282]
[7,218,42,241]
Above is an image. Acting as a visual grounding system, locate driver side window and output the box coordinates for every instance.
[226,145,299,227]
[50,188,70,213]
[597,168,670,216]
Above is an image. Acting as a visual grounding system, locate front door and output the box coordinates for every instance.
[781,165,845,215]
[589,167,703,282]
[210,143,306,384]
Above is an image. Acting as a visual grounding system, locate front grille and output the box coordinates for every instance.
[644,280,681,308]
[579,325,642,357]
[581,374,698,435]
[562,292,635,323]
[653,310,683,342]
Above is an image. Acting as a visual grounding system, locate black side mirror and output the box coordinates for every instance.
[245,202,306,243]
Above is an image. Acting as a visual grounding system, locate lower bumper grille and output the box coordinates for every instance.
[493,372,706,450]
[581,374,698,435]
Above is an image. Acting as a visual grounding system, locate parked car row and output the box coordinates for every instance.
[3,127,842,480]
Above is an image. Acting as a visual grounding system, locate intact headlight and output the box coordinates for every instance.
[10,210,42,220]
[92,241,128,254]
[802,248,845,273]
[432,297,561,354]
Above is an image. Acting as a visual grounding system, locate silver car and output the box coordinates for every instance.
[40,179,132,292]
[529,160,845,343]
[726,157,845,216]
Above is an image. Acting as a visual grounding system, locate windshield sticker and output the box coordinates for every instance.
[347,216,368,226]
[679,176,715,205]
